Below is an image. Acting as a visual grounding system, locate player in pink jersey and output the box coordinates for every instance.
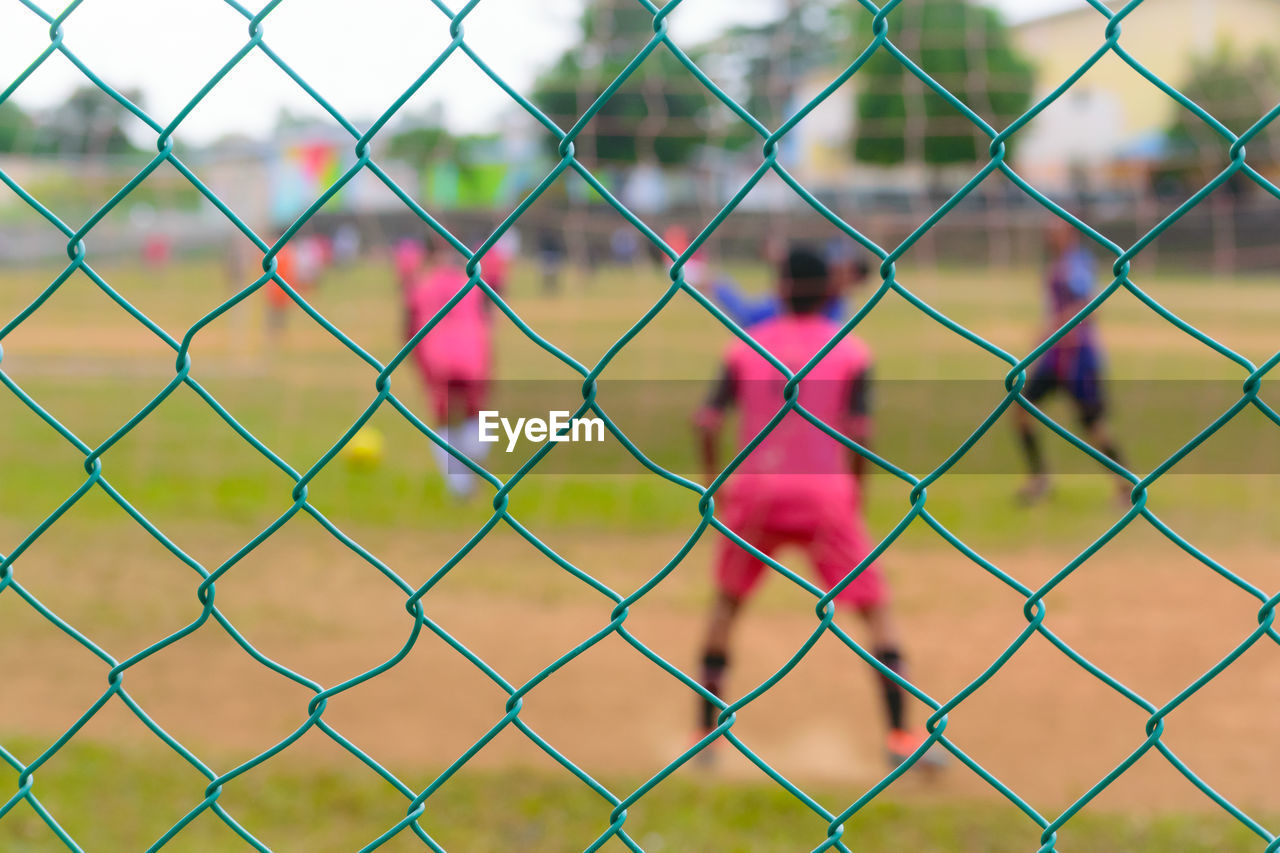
[693,246,943,769]
[401,240,496,500]
[393,237,426,290]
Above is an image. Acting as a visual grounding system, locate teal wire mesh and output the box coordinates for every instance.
[2,1,1279,851]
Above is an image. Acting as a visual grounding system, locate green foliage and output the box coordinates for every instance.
[27,85,145,157]
[382,118,510,208]
[0,101,35,154]
[1166,44,1280,167]
[711,3,849,151]
[531,0,710,166]
[853,0,1034,166]
[384,123,453,171]
[0,87,145,157]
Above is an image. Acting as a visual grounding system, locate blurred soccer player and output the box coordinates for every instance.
[482,230,515,293]
[693,245,942,769]
[536,229,564,295]
[1014,219,1127,504]
[401,240,495,500]
[333,223,361,265]
[264,238,298,340]
[393,237,427,290]
[824,236,871,299]
[264,233,328,341]
[664,224,709,289]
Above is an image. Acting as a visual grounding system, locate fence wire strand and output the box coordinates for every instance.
[1,0,1279,851]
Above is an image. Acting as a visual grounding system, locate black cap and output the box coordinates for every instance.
[781,244,833,314]
[785,245,828,282]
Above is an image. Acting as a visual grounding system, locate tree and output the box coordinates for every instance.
[853,0,1034,167]
[384,124,453,172]
[707,2,848,152]
[531,0,711,167]
[1166,45,1280,171]
[0,100,35,153]
[30,85,145,157]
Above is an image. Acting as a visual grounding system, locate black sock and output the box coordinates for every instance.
[873,647,907,732]
[699,651,727,731]
[1100,442,1124,468]
[1017,426,1045,477]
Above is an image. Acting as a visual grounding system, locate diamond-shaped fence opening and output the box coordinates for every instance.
[2,0,1280,850]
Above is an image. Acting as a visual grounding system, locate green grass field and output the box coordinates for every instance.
[2,254,1279,850]
[4,256,1277,543]
[2,738,1269,853]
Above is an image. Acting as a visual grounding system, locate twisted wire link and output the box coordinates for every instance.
[0,0,1277,850]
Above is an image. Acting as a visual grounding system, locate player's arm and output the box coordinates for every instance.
[822,295,848,323]
[846,365,873,489]
[694,364,736,487]
[711,276,777,328]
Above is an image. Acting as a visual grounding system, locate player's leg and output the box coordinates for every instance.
[1071,351,1129,503]
[858,601,906,730]
[697,588,743,735]
[1085,417,1126,474]
[423,374,470,500]
[266,283,289,341]
[453,381,491,472]
[811,515,907,724]
[858,602,945,767]
[697,522,774,741]
[1014,362,1057,504]
[444,378,494,500]
[814,510,945,768]
[437,379,489,500]
[824,563,918,755]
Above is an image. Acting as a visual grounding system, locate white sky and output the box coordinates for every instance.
[0,0,1080,144]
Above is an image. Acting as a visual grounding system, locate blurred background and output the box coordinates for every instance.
[2,1,1280,851]
[3,0,1279,273]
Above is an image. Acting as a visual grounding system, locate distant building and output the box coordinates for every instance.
[1011,0,1280,191]
[737,0,1280,196]
[199,126,420,230]
[786,68,857,188]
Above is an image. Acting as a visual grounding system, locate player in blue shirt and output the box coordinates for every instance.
[1014,220,1127,504]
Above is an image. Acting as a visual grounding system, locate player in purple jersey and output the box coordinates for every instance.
[1014,219,1127,504]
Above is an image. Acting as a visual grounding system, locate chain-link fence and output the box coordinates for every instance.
[2,0,1279,851]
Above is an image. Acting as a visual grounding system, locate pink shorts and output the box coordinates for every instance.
[714,489,887,611]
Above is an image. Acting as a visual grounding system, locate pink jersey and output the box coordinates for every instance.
[719,314,871,501]
[406,265,491,382]
[393,240,426,286]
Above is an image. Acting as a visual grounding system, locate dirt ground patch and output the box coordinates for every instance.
[3,519,1278,818]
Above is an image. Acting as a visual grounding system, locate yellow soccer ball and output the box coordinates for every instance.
[345,426,385,469]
